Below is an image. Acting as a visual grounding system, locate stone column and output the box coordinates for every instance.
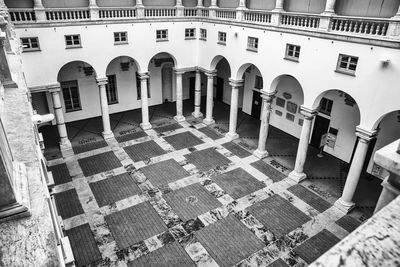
[374,174,400,214]
[138,73,152,130]
[203,70,216,125]
[192,70,203,118]
[323,0,336,14]
[49,85,72,153]
[176,0,184,17]
[253,91,276,159]
[89,0,99,20]
[33,0,46,21]
[274,0,284,11]
[174,69,186,122]
[288,107,317,183]
[225,79,243,140]
[210,0,218,18]
[97,78,114,139]
[196,0,204,16]
[236,0,247,21]
[335,127,377,213]
[136,0,145,18]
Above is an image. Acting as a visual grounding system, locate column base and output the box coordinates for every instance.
[288,170,307,183]
[102,131,115,140]
[225,132,239,141]
[203,118,215,125]
[192,111,203,119]
[60,139,73,158]
[140,122,153,131]
[174,115,186,123]
[334,198,355,213]
[0,202,31,223]
[253,149,269,159]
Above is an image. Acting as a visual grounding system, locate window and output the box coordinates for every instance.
[285,44,301,61]
[65,35,81,48]
[156,29,168,41]
[336,54,358,75]
[106,75,118,104]
[185,28,196,39]
[254,75,263,89]
[21,37,40,52]
[114,32,128,44]
[136,73,151,100]
[200,28,207,40]
[319,97,333,116]
[247,37,258,51]
[218,31,226,44]
[61,80,81,112]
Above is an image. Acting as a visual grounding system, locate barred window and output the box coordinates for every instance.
[61,80,81,112]
[21,37,40,52]
[106,75,118,104]
[319,97,333,116]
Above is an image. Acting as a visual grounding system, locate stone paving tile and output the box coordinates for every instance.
[335,215,362,233]
[185,147,231,172]
[154,123,183,134]
[268,258,290,267]
[128,242,195,267]
[116,131,147,143]
[78,151,122,177]
[140,159,190,187]
[66,224,102,267]
[105,201,168,249]
[248,194,310,238]
[293,229,340,264]
[89,173,141,207]
[287,184,331,213]
[251,160,287,182]
[198,127,222,140]
[72,140,109,154]
[48,163,71,185]
[163,131,204,150]
[164,183,222,221]
[54,189,84,219]
[195,215,265,267]
[212,168,265,199]
[222,142,252,158]
[124,140,167,162]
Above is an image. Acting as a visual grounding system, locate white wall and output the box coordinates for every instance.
[242,66,262,115]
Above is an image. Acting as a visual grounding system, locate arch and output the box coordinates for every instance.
[106,56,141,74]
[311,89,359,112]
[373,110,400,130]
[210,55,231,73]
[235,63,263,82]
[57,60,98,82]
[146,52,178,70]
[270,74,304,102]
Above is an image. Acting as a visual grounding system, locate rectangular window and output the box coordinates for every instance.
[21,37,40,52]
[65,35,81,48]
[319,97,333,116]
[106,75,118,104]
[285,44,301,61]
[185,28,196,39]
[218,31,226,44]
[136,73,151,100]
[336,54,358,75]
[254,75,263,89]
[114,32,128,44]
[247,37,258,52]
[200,28,207,40]
[61,80,81,112]
[156,29,168,41]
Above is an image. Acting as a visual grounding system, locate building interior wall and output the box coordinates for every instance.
[284,0,325,14]
[247,0,276,10]
[335,0,400,18]
[97,0,136,7]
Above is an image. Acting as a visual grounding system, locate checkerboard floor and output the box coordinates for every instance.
[50,121,353,267]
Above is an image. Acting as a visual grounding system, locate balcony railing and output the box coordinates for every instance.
[8,8,36,22]
[184,8,197,17]
[46,8,90,21]
[244,10,272,24]
[99,7,136,19]
[281,13,320,29]
[215,8,236,20]
[145,7,176,18]
[330,16,390,37]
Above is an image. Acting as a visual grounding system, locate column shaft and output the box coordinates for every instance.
[97,78,114,139]
[253,92,275,159]
[324,0,336,14]
[49,87,71,152]
[374,175,400,214]
[174,71,185,122]
[33,0,44,8]
[192,70,203,118]
[203,72,216,125]
[139,73,152,130]
[274,0,284,10]
[197,0,203,7]
[226,80,243,140]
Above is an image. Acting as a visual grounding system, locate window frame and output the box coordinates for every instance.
[200,28,207,41]
[156,29,168,42]
[185,28,196,39]
[21,37,40,52]
[319,97,333,116]
[254,75,263,89]
[336,54,359,76]
[218,31,227,45]
[247,36,259,52]
[285,44,301,62]
[61,80,82,113]
[114,32,128,45]
[106,74,119,105]
[65,34,82,49]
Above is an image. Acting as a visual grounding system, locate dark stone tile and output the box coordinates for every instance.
[163,131,204,150]
[251,160,287,182]
[248,195,310,238]
[288,184,331,213]
[124,140,166,162]
[128,242,195,267]
[185,148,231,172]
[213,168,265,199]
[116,131,147,143]
[336,215,362,233]
[293,229,340,264]
[48,163,71,185]
[222,142,251,158]
[140,159,190,187]
[154,123,183,134]
[73,140,108,154]
[89,173,141,207]
[164,183,222,221]
[66,224,102,267]
[197,127,222,140]
[268,259,289,267]
[54,189,84,219]
[195,216,265,267]
[78,151,122,177]
[105,201,167,249]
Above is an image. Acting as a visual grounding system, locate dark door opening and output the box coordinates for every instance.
[189,77,195,101]
[251,90,262,119]
[216,77,224,102]
[310,115,331,148]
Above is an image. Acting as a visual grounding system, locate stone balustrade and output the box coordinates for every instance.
[45,8,90,21]
[8,8,36,22]
[330,16,390,37]
[99,7,136,19]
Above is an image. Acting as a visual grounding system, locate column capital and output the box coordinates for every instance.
[205,70,217,78]
[138,72,150,80]
[174,68,185,76]
[300,106,318,119]
[229,79,243,88]
[48,83,61,93]
[196,0,203,8]
[96,77,108,86]
[355,126,377,142]
[261,91,276,102]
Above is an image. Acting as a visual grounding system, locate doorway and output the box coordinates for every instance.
[162,65,173,102]
[189,77,195,101]
[216,77,224,102]
[310,115,331,148]
[251,90,262,119]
